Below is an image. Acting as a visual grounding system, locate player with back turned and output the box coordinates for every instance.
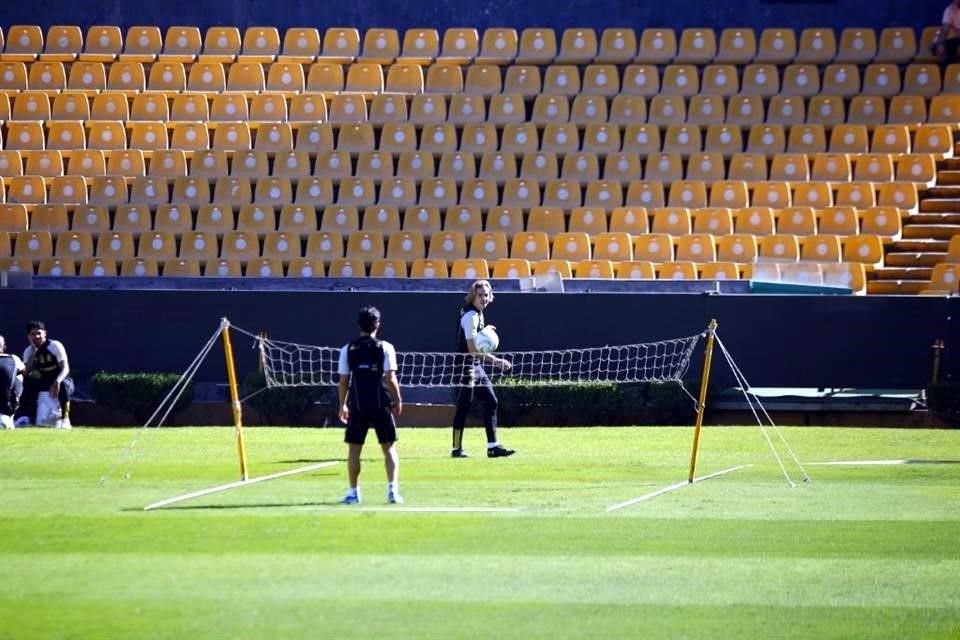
[337,305,403,505]
[450,279,515,459]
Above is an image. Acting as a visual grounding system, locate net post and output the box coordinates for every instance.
[688,319,718,483]
[220,318,249,481]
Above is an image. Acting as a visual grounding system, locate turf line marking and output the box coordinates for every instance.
[808,459,960,466]
[144,461,339,511]
[301,506,522,513]
[606,464,749,512]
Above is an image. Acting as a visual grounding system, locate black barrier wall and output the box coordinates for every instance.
[0,290,954,390]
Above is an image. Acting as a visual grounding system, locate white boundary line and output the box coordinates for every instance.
[606,465,750,512]
[144,461,339,511]
[300,506,522,513]
[808,459,960,466]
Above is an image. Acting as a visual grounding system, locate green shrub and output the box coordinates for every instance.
[90,372,193,424]
[496,380,700,426]
[240,370,336,426]
[926,382,960,426]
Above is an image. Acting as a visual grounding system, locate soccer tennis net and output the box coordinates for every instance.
[257,331,704,388]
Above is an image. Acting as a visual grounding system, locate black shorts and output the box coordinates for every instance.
[344,408,398,445]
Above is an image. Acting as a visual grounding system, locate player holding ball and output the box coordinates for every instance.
[450,279,515,459]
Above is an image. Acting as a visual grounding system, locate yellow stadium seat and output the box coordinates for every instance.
[556,28,598,64]
[621,64,660,97]
[137,230,178,261]
[799,234,842,263]
[516,28,557,65]
[240,26,281,64]
[485,206,525,239]
[437,28,480,65]
[121,27,162,63]
[385,230,426,263]
[491,258,531,278]
[533,259,572,278]
[509,231,550,261]
[794,27,836,64]
[755,27,796,64]
[716,233,758,263]
[847,96,887,127]
[304,230,344,264]
[657,261,698,280]
[632,233,674,262]
[121,257,161,276]
[699,261,740,280]
[468,230,509,262]
[835,27,876,64]
[278,28,321,64]
[758,233,800,262]
[359,28,400,65]
[775,206,816,236]
[596,28,637,64]
[475,28,517,65]
[409,258,449,278]
[636,28,676,64]
[592,231,633,261]
[614,260,656,279]
[445,204,485,237]
[902,64,941,97]
[568,206,608,235]
[318,27,361,64]
[715,28,756,64]
[426,229,467,261]
[95,231,136,261]
[153,203,193,235]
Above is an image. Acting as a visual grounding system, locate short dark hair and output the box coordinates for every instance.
[357,306,381,333]
[26,320,45,333]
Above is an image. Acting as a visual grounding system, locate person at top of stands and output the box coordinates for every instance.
[931,0,960,62]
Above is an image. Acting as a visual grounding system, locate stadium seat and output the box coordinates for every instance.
[847,96,886,127]
[95,232,136,261]
[614,260,656,279]
[755,27,796,64]
[592,232,633,261]
[715,233,758,263]
[596,28,637,64]
[835,27,876,64]
[485,206,524,239]
[632,233,674,262]
[516,28,557,65]
[426,230,467,261]
[902,64,941,97]
[842,234,884,268]
[278,27,321,64]
[445,204,485,237]
[818,206,860,236]
[317,27,361,64]
[72,205,114,235]
[556,28,598,64]
[715,28,756,63]
[758,233,800,262]
[437,28,480,65]
[699,261,740,280]
[636,28,676,64]
[794,27,836,64]
[121,257,161,276]
[799,234,842,263]
[491,258,531,278]
[509,231,550,261]
[137,230,178,261]
[121,26,163,63]
[240,26,281,63]
[475,28,517,65]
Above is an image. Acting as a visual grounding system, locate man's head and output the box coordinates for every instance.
[357,306,381,334]
[465,279,494,310]
[26,321,46,349]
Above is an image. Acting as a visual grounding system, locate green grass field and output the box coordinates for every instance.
[0,425,957,639]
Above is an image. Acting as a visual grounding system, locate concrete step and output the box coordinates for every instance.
[907,212,960,225]
[884,251,947,267]
[891,238,950,252]
[938,169,960,185]
[866,279,929,295]
[919,197,960,212]
[874,266,933,280]
[901,223,960,239]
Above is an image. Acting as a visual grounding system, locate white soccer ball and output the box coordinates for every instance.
[474,326,500,353]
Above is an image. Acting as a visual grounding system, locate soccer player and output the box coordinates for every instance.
[17,321,74,429]
[450,279,515,459]
[0,335,24,429]
[337,305,403,505]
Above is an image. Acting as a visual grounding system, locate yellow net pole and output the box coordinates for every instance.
[688,319,718,483]
[221,318,249,481]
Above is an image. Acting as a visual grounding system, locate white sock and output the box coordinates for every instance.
[487,442,499,449]
[346,487,358,497]
[388,482,398,494]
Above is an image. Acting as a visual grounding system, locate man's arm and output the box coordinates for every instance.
[383,371,402,417]
[337,376,350,424]
[52,341,69,384]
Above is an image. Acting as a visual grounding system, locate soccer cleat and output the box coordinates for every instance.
[55,418,72,430]
[487,445,515,458]
[339,493,361,505]
[15,416,32,428]
[451,448,469,458]
[387,491,404,504]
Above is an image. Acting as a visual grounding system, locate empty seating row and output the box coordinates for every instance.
[0,173,921,213]
[0,25,943,67]
[4,59,960,98]
[0,120,952,163]
[0,228,885,275]
[0,199,905,241]
[4,90,960,134]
